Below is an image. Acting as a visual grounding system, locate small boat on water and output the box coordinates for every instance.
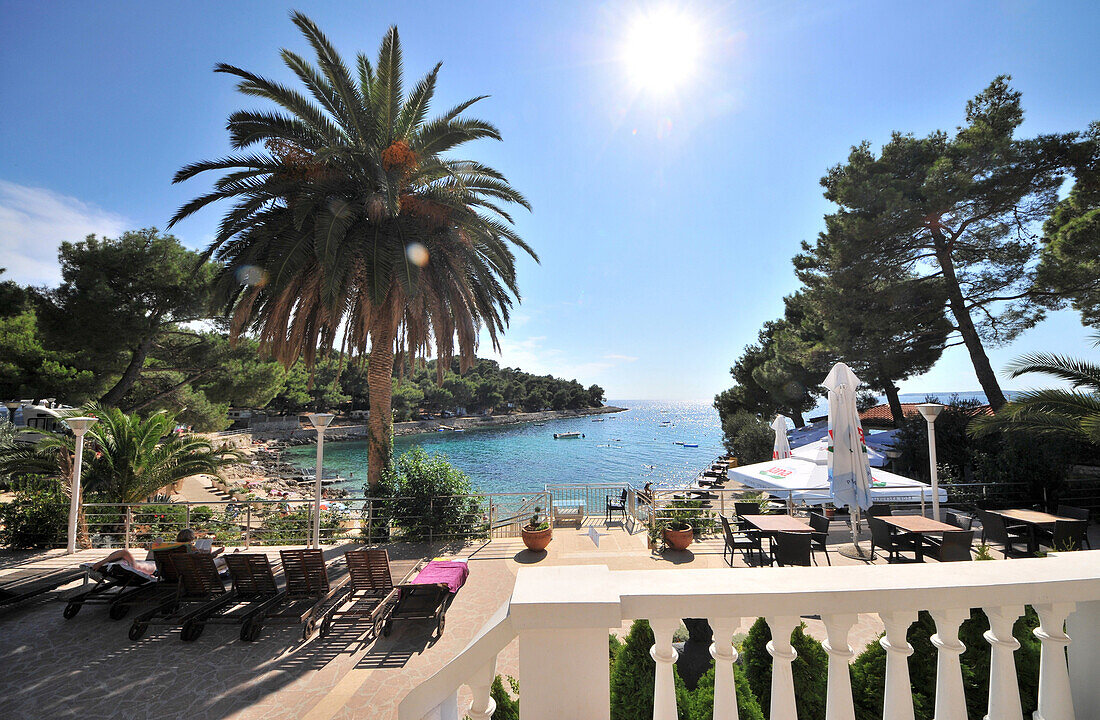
[674,441,685,446]
[534,422,546,426]
[554,432,584,439]
[683,443,699,448]
[454,428,465,433]
[592,418,605,422]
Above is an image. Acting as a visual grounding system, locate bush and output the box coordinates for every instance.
[721,413,774,465]
[741,617,828,719]
[0,486,68,548]
[850,608,1041,720]
[387,446,482,541]
[488,675,520,720]
[257,506,341,544]
[686,665,765,720]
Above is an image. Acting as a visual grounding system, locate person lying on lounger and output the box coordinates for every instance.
[90,528,224,575]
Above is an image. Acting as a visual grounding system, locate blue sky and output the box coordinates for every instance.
[2,0,1097,402]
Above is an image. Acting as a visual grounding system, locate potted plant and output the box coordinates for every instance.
[521,506,552,552]
[662,519,694,551]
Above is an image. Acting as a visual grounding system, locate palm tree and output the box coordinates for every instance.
[169,13,534,488]
[0,405,237,547]
[969,336,1100,445]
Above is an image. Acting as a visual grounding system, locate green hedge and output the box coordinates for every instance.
[0,487,68,548]
[741,617,828,719]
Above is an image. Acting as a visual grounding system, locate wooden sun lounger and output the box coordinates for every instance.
[242,549,351,641]
[128,552,236,641]
[0,568,85,610]
[61,545,187,621]
[319,549,416,639]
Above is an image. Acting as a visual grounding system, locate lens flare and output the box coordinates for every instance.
[621,6,703,95]
[406,242,429,267]
[235,265,267,287]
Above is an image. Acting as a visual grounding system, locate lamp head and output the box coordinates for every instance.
[4,400,21,411]
[65,416,98,437]
[916,403,944,423]
[305,413,335,430]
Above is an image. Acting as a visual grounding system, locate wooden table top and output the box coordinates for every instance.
[990,508,1070,525]
[878,515,957,533]
[744,515,813,533]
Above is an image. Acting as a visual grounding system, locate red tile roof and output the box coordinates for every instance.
[859,402,993,427]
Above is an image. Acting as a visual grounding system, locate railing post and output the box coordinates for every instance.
[186,503,191,529]
[1068,599,1100,719]
[466,658,498,720]
[429,497,434,545]
[650,617,680,720]
[124,506,131,549]
[245,504,251,548]
[930,608,969,720]
[983,604,1023,720]
[880,610,917,720]
[822,613,857,720]
[1033,602,1076,720]
[709,616,741,720]
[489,497,494,540]
[765,615,799,720]
[921,487,927,517]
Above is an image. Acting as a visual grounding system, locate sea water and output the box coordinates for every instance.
[283,399,725,494]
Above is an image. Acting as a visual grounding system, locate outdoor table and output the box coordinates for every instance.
[743,515,813,565]
[989,509,1074,553]
[878,516,956,562]
[553,499,584,527]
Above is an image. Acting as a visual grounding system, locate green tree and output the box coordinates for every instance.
[170,14,534,488]
[36,229,218,407]
[816,77,1092,410]
[721,412,774,464]
[740,617,828,719]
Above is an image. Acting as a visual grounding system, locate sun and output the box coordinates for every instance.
[620,6,703,95]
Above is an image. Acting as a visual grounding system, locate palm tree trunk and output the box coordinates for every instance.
[366,304,398,490]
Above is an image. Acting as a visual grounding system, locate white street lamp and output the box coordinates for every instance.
[65,416,98,554]
[305,413,335,549]
[4,401,21,425]
[916,403,944,521]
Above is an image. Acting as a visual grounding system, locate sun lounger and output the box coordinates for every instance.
[240,549,350,641]
[319,548,409,639]
[63,545,188,620]
[182,553,288,642]
[128,552,235,641]
[382,559,469,639]
[0,568,85,610]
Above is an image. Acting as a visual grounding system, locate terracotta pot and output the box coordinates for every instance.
[663,524,694,551]
[824,507,836,519]
[522,525,552,552]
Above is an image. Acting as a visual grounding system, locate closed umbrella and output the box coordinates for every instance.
[771,415,791,459]
[823,362,874,557]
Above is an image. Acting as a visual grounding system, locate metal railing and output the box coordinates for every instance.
[544,483,634,525]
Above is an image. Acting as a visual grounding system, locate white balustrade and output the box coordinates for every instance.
[982,604,1023,720]
[708,616,741,720]
[396,553,1100,720]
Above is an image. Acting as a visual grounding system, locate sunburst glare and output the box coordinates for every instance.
[620,6,703,95]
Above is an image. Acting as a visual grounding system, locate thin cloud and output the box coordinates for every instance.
[0,180,129,286]
[604,353,638,362]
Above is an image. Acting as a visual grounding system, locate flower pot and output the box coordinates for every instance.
[663,524,694,551]
[522,525,552,552]
[824,507,836,519]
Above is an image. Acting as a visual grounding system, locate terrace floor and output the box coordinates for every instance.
[1,515,1095,720]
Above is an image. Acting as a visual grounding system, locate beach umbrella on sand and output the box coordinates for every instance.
[823,362,874,558]
[771,415,792,459]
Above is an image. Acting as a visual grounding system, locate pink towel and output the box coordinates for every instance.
[411,560,469,593]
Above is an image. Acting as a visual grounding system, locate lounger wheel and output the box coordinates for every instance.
[128,622,147,641]
[382,619,392,637]
[181,620,204,642]
[240,618,262,642]
[302,618,317,640]
[320,617,331,638]
[108,603,130,621]
[63,601,81,619]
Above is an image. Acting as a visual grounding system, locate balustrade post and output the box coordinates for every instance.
[708,617,741,720]
[765,615,799,720]
[930,608,969,720]
[650,617,680,720]
[466,658,499,720]
[244,504,251,547]
[1033,602,1076,720]
[880,610,917,720]
[982,605,1023,720]
[1067,600,1100,719]
[124,506,132,549]
[822,613,857,720]
[185,503,191,530]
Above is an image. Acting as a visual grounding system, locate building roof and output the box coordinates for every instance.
[858,402,994,428]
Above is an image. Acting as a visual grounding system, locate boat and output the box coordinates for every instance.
[454,428,465,433]
[534,423,546,426]
[591,418,605,422]
[553,432,584,439]
[683,443,699,448]
[674,442,685,446]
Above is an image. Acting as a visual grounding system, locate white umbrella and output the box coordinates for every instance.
[823,362,874,554]
[771,415,792,459]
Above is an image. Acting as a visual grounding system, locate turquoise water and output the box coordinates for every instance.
[284,399,725,494]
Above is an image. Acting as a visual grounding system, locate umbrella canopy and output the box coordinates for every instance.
[824,362,873,512]
[791,437,888,467]
[771,415,792,459]
[727,456,945,505]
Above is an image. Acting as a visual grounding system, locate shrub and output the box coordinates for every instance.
[257,507,341,544]
[741,617,828,719]
[686,665,765,720]
[387,446,482,541]
[190,505,214,524]
[609,633,624,663]
[0,486,68,548]
[128,503,188,544]
[488,675,520,720]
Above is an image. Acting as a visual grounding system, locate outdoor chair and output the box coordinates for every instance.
[1056,505,1092,549]
[930,530,974,562]
[128,552,234,642]
[62,545,188,621]
[976,510,1029,557]
[733,502,761,530]
[1040,519,1089,552]
[869,517,917,563]
[807,512,831,565]
[719,515,764,567]
[382,560,469,640]
[1,568,85,610]
[865,504,893,517]
[319,548,400,638]
[772,531,811,567]
[945,511,974,531]
[606,489,628,524]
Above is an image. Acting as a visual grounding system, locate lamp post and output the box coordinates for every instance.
[916,403,944,521]
[305,413,335,549]
[65,416,98,554]
[4,400,21,425]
